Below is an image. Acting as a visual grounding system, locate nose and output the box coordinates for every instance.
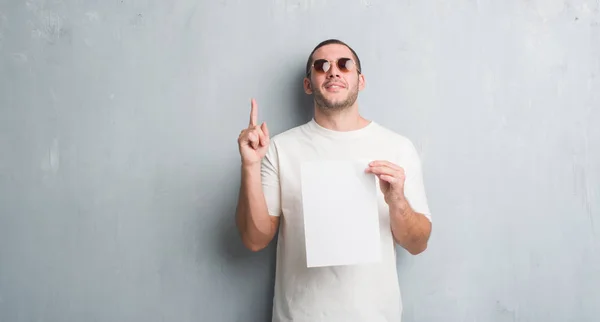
[326,62,341,78]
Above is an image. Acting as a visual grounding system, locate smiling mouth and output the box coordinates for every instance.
[324,83,346,90]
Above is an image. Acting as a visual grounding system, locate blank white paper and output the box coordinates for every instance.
[301,160,381,268]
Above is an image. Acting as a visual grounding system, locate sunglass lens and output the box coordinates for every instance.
[338,58,354,72]
[314,59,330,73]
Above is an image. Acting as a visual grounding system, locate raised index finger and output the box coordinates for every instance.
[249,98,258,126]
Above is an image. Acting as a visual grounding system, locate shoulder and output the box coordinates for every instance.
[271,124,307,141]
[369,122,426,173]
[370,122,418,152]
[263,121,312,159]
[269,121,313,146]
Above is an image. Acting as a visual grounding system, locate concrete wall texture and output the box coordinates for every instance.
[1,0,599,321]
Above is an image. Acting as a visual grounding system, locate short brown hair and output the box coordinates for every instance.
[305,39,362,77]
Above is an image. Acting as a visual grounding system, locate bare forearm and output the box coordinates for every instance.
[389,199,431,255]
[235,165,276,251]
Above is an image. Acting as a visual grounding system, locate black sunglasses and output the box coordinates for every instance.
[309,57,360,76]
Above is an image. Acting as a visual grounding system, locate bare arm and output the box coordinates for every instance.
[389,199,431,255]
[235,164,279,252]
[235,98,279,252]
[366,160,432,255]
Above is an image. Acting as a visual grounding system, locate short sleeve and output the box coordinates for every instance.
[261,141,282,217]
[403,141,432,222]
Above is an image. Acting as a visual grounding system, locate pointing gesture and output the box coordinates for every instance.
[249,97,258,126]
[238,98,270,166]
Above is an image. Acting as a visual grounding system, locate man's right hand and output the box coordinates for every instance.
[238,98,270,167]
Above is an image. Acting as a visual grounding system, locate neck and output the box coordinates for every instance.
[313,103,370,132]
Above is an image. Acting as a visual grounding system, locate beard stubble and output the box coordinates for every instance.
[313,81,359,112]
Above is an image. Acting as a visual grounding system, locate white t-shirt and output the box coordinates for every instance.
[261,118,432,322]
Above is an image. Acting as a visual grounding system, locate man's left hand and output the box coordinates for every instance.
[365,160,407,208]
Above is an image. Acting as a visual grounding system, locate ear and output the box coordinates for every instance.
[303,77,313,95]
[358,73,366,91]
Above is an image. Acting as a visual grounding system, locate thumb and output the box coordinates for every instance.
[260,122,270,147]
[261,122,270,138]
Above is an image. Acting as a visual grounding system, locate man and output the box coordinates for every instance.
[235,39,433,322]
